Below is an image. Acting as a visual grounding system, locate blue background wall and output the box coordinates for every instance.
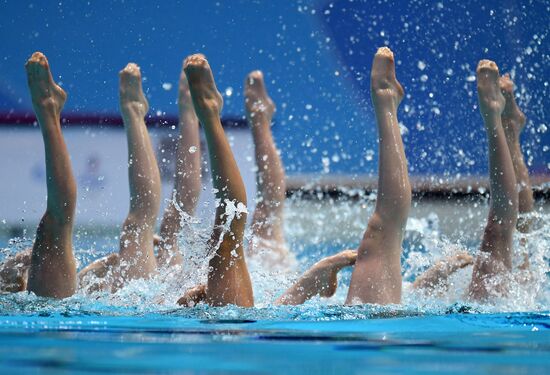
[0,0,548,178]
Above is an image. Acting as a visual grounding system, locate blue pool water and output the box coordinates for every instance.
[1,198,549,373]
[0,309,549,374]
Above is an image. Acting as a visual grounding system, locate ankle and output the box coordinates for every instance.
[373,101,398,117]
[121,103,147,118]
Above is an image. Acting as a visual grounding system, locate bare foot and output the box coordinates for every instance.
[119,63,149,118]
[0,249,31,293]
[499,74,526,140]
[276,250,357,305]
[183,54,223,121]
[313,250,357,297]
[244,70,275,124]
[476,60,505,118]
[413,251,474,291]
[25,52,67,116]
[177,284,207,307]
[78,253,120,293]
[370,47,404,108]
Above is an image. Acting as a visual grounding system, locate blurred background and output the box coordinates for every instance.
[0,0,548,229]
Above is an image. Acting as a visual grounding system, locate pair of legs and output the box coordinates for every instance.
[413,70,533,294]
[244,71,292,267]
[467,61,534,299]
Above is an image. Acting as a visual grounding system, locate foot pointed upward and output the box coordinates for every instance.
[370,47,404,107]
[476,60,505,119]
[25,52,67,116]
[119,63,149,118]
[183,54,223,122]
[499,73,526,140]
[244,70,275,124]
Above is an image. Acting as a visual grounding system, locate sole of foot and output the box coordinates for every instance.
[476,60,505,117]
[183,54,223,120]
[119,63,149,116]
[370,47,404,107]
[25,52,67,115]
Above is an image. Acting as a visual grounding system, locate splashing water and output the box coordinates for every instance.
[0,195,548,319]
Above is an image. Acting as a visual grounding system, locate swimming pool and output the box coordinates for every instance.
[1,198,549,373]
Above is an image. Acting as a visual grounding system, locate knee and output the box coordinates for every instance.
[357,214,385,256]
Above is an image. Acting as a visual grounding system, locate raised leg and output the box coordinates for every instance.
[245,70,290,266]
[157,63,201,268]
[468,60,518,301]
[184,54,253,307]
[24,52,77,298]
[276,250,356,305]
[346,47,411,305]
[115,63,161,286]
[499,74,534,231]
